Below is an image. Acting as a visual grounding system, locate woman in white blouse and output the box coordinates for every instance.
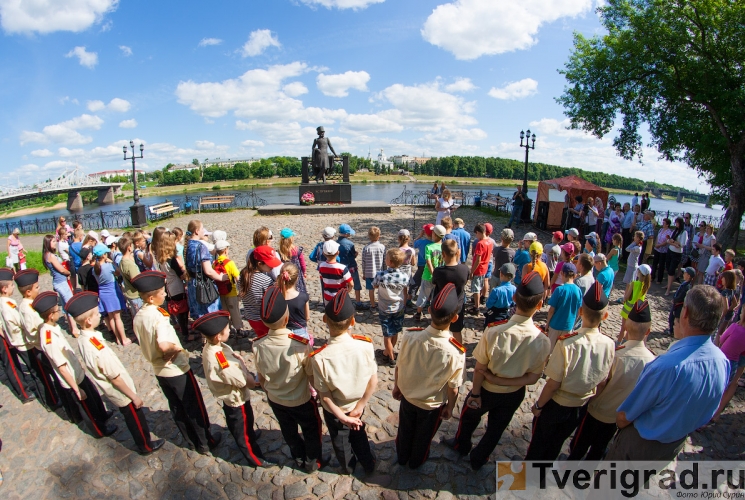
[435,188,457,225]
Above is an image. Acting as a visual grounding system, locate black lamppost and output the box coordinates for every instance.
[519,129,536,222]
[123,140,147,227]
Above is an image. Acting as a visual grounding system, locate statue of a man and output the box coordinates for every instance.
[311,126,337,183]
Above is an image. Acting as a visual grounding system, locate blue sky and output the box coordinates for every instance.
[0,0,707,191]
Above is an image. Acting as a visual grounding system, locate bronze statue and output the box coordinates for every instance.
[311,126,337,183]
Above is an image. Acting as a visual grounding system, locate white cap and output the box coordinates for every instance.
[215,240,230,251]
[87,230,99,241]
[638,264,651,276]
[433,225,447,237]
[398,229,410,237]
[523,232,537,241]
[323,240,340,255]
[100,230,110,239]
[105,235,119,246]
[551,244,562,256]
[212,230,227,243]
[203,228,213,237]
[322,227,336,239]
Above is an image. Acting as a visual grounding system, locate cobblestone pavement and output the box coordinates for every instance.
[0,207,742,499]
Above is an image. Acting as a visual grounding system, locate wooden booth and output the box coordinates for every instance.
[534,175,609,230]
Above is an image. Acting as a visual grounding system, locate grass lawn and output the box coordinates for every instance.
[0,250,48,274]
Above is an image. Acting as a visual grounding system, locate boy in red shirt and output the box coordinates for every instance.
[467,224,493,316]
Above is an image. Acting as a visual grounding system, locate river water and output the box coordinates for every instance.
[0,183,724,222]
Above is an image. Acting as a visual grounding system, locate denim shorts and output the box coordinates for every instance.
[365,277,375,290]
[379,310,405,337]
[470,274,486,293]
[350,267,362,291]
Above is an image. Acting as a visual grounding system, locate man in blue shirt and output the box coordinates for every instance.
[337,223,368,310]
[608,285,729,462]
[451,218,471,264]
[592,254,614,298]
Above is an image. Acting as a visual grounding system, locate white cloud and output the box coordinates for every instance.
[529,118,595,142]
[87,100,105,111]
[283,82,308,97]
[65,46,98,68]
[488,78,538,100]
[0,0,118,34]
[20,114,104,145]
[241,139,264,147]
[59,96,79,105]
[30,149,54,157]
[317,71,370,97]
[195,140,215,149]
[58,147,85,157]
[119,119,137,128]
[119,45,132,56]
[298,0,384,9]
[375,81,477,131]
[444,77,476,93]
[87,98,131,112]
[241,29,281,57]
[422,0,592,60]
[341,114,403,134]
[198,37,223,47]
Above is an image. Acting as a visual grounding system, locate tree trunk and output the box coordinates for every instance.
[716,154,745,251]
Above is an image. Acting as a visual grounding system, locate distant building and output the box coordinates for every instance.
[391,155,434,167]
[168,164,201,172]
[203,158,260,168]
[88,169,144,180]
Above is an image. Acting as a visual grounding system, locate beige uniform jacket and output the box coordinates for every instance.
[310,332,377,413]
[133,304,189,377]
[39,323,85,389]
[544,327,615,407]
[253,328,311,407]
[78,329,137,408]
[588,340,656,423]
[202,342,252,407]
[19,298,43,349]
[397,326,465,410]
[0,298,28,351]
[473,314,551,394]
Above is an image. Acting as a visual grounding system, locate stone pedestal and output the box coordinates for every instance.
[299,183,352,204]
[130,204,148,228]
[67,191,83,211]
[97,187,114,205]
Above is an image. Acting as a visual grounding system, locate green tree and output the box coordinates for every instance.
[557,0,745,248]
[191,158,199,166]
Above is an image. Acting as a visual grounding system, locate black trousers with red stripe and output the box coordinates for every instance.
[0,337,34,401]
[119,402,156,453]
[223,401,265,467]
[268,398,323,466]
[396,397,444,469]
[453,387,525,469]
[156,370,215,451]
[323,408,375,473]
[524,399,583,461]
[60,376,109,435]
[17,348,60,409]
[567,407,618,461]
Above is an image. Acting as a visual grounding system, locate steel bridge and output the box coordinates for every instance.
[645,186,711,206]
[0,167,125,211]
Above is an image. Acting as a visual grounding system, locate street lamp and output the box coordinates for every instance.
[123,140,147,227]
[519,129,537,223]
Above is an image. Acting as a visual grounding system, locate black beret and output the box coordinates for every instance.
[583,281,609,311]
[13,269,39,287]
[517,271,544,297]
[32,291,59,314]
[192,310,231,337]
[261,286,287,324]
[0,267,14,281]
[628,300,652,323]
[432,283,460,316]
[131,271,166,293]
[325,288,355,322]
[66,291,99,318]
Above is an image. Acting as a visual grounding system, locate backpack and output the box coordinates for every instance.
[212,258,233,295]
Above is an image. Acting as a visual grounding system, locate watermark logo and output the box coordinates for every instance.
[497,462,526,491]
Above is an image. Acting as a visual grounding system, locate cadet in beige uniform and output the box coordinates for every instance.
[253,286,325,472]
[33,291,112,430]
[525,281,615,461]
[194,310,270,468]
[448,272,551,470]
[131,271,217,454]
[15,269,61,410]
[394,283,465,469]
[69,291,164,453]
[0,268,36,403]
[569,300,656,460]
[311,289,378,474]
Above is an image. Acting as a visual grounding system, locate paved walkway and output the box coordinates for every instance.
[0,207,742,499]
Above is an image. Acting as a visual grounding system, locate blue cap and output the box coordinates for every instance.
[339,224,355,236]
[92,243,110,257]
[562,262,577,274]
[586,237,596,247]
[280,228,295,238]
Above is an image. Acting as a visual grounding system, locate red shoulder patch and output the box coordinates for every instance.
[309,344,328,357]
[406,327,425,331]
[158,307,170,317]
[89,337,105,350]
[45,329,52,345]
[351,334,372,343]
[615,345,626,351]
[6,301,16,309]
[288,333,309,344]
[558,332,579,341]
[215,351,229,369]
[449,337,466,353]
[486,319,509,328]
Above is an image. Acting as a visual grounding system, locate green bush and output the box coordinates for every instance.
[212,185,221,191]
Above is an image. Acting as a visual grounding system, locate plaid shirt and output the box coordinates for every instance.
[637,219,654,239]
[373,267,410,314]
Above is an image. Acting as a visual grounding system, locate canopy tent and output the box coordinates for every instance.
[534,175,609,229]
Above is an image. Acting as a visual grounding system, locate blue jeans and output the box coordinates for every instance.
[508,204,522,227]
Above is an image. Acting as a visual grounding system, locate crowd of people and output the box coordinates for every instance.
[0,208,743,479]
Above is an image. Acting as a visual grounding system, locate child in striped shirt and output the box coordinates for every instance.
[318,240,353,305]
[362,226,386,309]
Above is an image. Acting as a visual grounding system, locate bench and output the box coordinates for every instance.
[198,195,235,213]
[148,201,180,220]
[481,194,510,212]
